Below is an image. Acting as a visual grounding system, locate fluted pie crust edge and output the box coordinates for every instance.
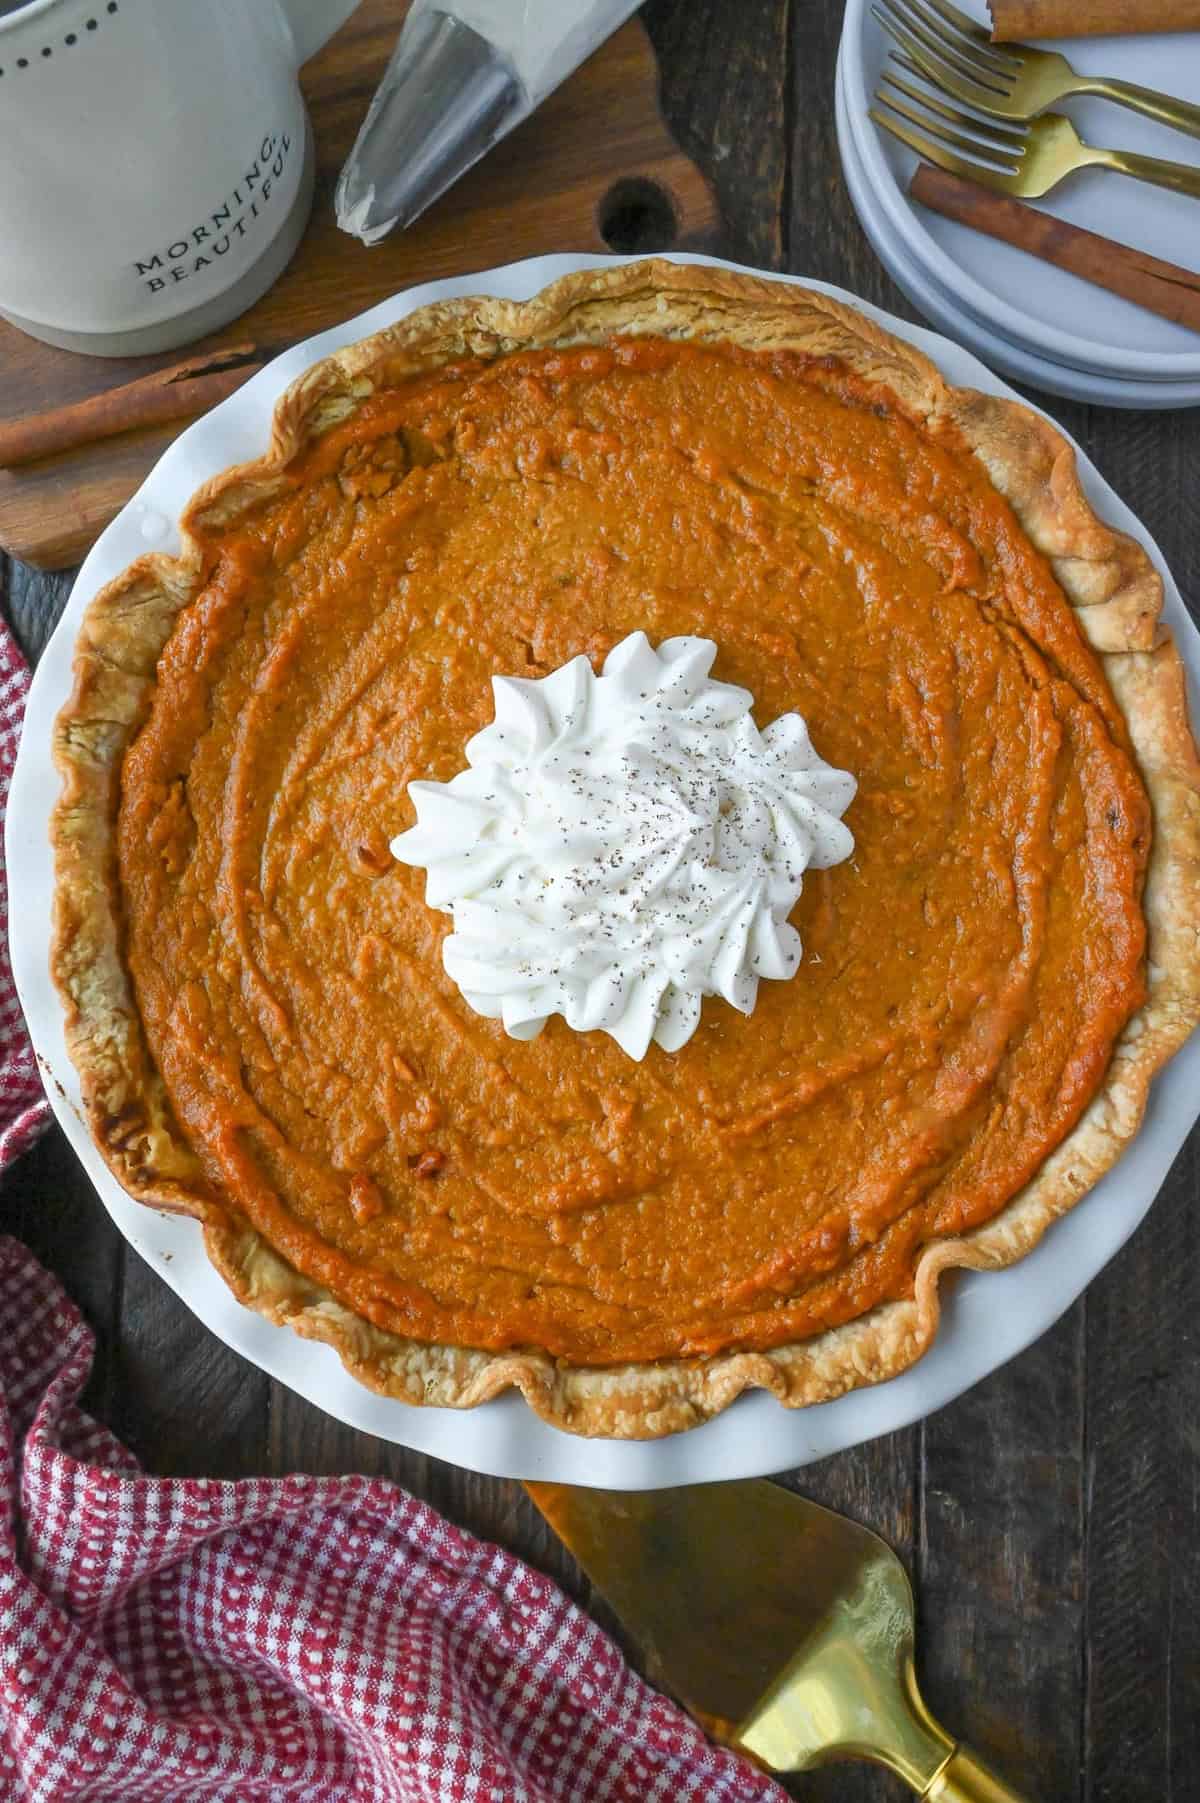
[51,261,1200,1437]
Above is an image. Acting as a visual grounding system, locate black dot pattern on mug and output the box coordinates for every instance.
[0,4,117,77]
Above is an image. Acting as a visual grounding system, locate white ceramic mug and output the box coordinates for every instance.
[0,0,362,355]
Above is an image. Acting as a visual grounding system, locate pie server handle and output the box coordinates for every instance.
[736,1635,1032,1800]
[739,1702,1030,1800]
[922,1742,1030,1803]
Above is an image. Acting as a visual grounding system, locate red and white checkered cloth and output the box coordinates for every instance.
[0,615,785,1801]
[0,633,51,1165]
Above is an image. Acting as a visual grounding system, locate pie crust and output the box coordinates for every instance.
[51,262,1200,1437]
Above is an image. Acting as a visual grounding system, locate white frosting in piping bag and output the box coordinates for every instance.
[390,633,857,1060]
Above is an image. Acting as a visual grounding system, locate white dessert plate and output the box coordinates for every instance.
[836,49,1200,409]
[842,0,1200,382]
[10,253,1200,1487]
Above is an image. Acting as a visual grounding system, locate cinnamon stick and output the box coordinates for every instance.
[0,343,267,471]
[910,163,1200,334]
[989,0,1200,40]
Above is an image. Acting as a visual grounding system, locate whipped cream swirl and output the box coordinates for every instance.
[390,633,857,1060]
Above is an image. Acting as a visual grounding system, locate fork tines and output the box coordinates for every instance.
[873,0,1021,108]
[874,60,1027,175]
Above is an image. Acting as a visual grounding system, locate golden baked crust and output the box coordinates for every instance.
[51,260,1200,1437]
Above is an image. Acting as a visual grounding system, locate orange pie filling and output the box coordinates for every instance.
[116,338,1150,1365]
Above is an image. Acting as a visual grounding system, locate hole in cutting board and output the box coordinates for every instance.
[596,178,678,253]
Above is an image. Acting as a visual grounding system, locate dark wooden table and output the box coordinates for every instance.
[3,3,1198,1797]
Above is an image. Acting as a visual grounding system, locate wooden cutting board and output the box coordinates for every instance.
[0,5,716,571]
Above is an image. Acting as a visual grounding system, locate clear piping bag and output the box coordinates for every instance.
[336,1,645,244]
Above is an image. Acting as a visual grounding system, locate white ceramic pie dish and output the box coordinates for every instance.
[9,252,1200,1487]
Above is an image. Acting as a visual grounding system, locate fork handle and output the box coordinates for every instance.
[1076,76,1200,145]
[1087,144,1200,200]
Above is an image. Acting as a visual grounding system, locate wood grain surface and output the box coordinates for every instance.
[0,1,716,571]
[3,3,1199,1797]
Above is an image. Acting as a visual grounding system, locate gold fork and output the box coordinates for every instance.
[875,0,1200,142]
[870,57,1200,199]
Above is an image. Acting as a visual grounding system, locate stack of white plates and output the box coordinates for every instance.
[837,0,1200,407]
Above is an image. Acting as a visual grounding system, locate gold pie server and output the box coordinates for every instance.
[526,1479,1026,1801]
